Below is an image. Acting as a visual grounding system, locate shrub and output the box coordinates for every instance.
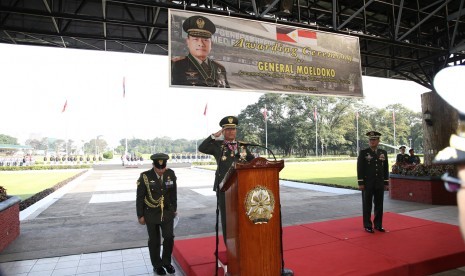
[0,186,7,202]
[103,151,113,159]
[0,164,91,171]
[391,163,456,177]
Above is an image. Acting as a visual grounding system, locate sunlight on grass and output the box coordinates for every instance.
[197,160,359,188]
[0,170,84,200]
[280,160,358,188]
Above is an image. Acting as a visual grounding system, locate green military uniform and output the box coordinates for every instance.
[171,54,229,87]
[357,131,389,231]
[136,153,177,274]
[396,153,409,163]
[408,149,421,164]
[171,15,230,88]
[198,116,254,243]
[396,146,409,164]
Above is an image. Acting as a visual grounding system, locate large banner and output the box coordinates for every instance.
[169,10,363,97]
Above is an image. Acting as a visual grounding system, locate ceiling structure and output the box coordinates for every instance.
[1,0,464,90]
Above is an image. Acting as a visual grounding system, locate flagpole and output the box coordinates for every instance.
[393,111,396,154]
[356,111,359,156]
[61,99,68,157]
[204,103,208,136]
[123,76,128,157]
[264,104,268,158]
[315,107,318,157]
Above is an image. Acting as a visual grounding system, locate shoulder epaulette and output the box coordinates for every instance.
[172,56,186,62]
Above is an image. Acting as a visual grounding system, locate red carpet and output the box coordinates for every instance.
[173,213,465,275]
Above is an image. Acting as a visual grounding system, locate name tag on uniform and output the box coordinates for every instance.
[165,176,174,188]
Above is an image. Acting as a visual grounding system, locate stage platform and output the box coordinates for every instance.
[173,213,465,276]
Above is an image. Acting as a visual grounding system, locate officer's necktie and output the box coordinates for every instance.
[201,61,211,76]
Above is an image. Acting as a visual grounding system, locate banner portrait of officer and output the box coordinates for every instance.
[171,15,230,88]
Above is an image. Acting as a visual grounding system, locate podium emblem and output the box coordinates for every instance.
[244,185,275,224]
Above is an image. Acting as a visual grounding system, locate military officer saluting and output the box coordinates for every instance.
[136,153,177,275]
[171,15,230,88]
[198,116,255,244]
[357,131,389,233]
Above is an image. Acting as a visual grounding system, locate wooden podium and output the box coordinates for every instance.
[220,157,285,276]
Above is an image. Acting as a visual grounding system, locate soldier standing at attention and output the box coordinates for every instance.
[357,131,389,233]
[136,153,177,275]
[171,15,229,88]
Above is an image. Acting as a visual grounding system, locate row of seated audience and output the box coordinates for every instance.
[396,145,421,165]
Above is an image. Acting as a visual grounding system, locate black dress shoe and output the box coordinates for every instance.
[154,267,166,275]
[375,227,386,232]
[163,264,176,274]
[364,227,374,233]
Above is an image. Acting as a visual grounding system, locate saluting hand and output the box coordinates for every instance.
[138,216,146,225]
[213,129,223,138]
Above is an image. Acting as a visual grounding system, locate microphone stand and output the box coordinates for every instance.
[279,201,294,276]
[214,173,220,276]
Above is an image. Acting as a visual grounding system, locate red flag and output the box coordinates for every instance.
[262,107,267,120]
[203,103,208,116]
[123,77,126,98]
[313,107,318,120]
[297,30,317,46]
[61,100,67,113]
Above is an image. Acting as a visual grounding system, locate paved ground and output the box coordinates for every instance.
[0,163,464,275]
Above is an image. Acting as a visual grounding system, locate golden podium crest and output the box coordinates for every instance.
[244,185,275,224]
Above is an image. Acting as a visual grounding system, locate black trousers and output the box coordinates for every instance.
[361,185,385,228]
[219,191,227,245]
[145,219,174,269]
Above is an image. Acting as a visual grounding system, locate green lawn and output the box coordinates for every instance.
[0,170,84,200]
[197,160,360,188]
[280,160,357,188]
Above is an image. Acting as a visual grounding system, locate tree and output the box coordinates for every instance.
[85,138,108,156]
[0,134,18,145]
[25,139,43,151]
[53,139,66,156]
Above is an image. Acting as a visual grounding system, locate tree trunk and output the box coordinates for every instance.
[421,91,459,165]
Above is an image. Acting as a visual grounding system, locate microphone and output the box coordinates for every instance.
[237,141,261,147]
[238,141,277,161]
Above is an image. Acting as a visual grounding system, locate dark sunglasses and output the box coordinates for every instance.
[441,172,464,192]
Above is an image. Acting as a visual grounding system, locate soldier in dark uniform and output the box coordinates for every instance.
[198,116,254,244]
[357,131,389,233]
[408,148,421,165]
[171,15,230,88]
[396,145,409,164]
[136,153,177,275]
